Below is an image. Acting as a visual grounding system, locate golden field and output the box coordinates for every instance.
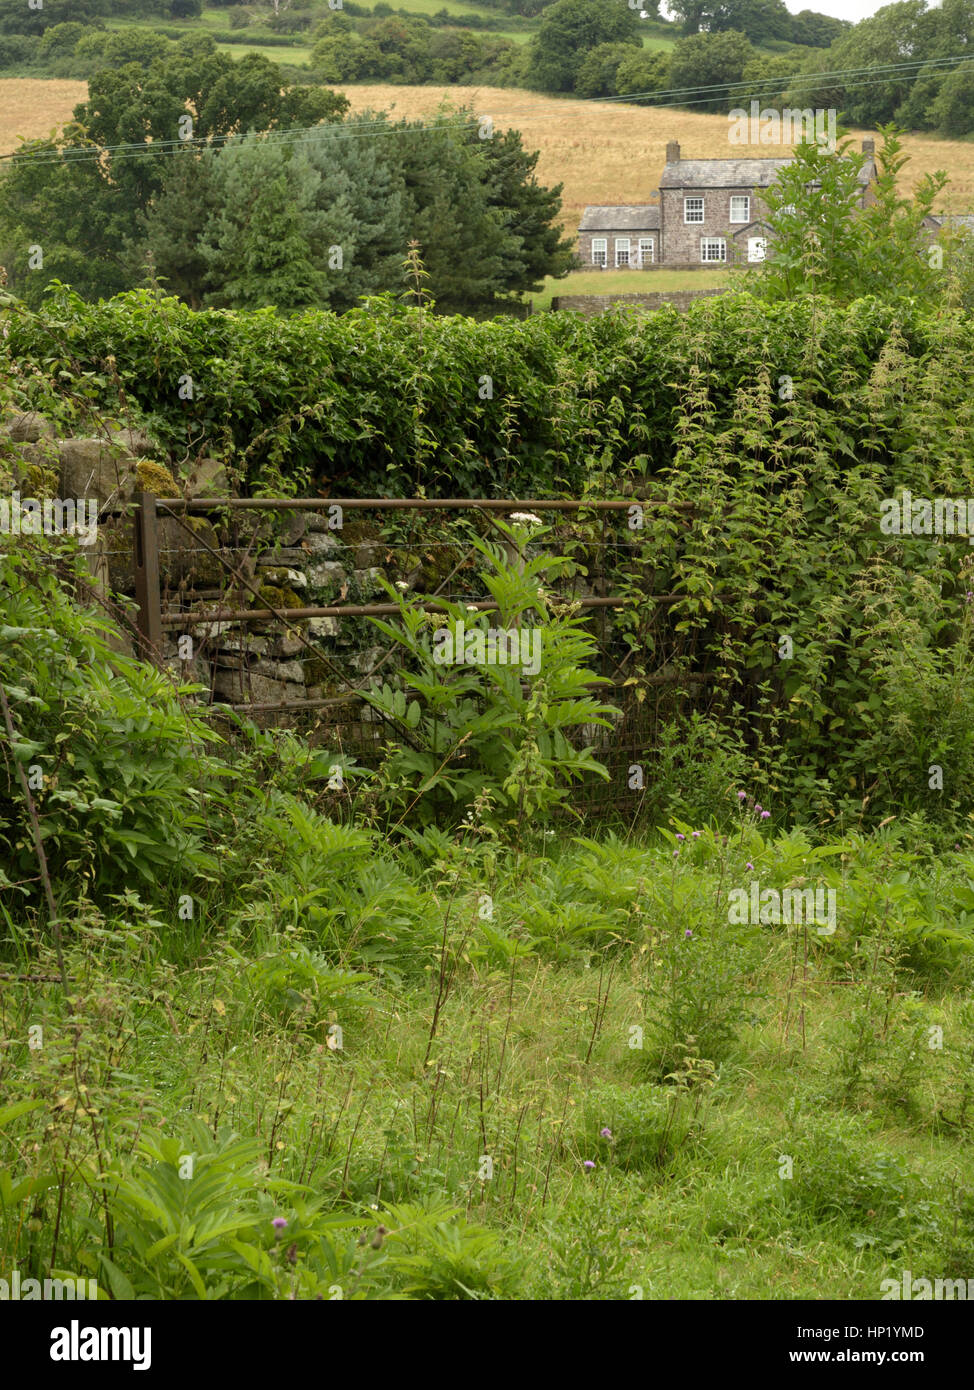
[2,78,973,234]
[342,84,974,230]
[0,79,88,155]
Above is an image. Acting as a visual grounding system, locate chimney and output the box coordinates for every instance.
[666,140,680,164]
[861,137,875,155]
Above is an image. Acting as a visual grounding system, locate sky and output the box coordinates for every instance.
[658,1,939,22]
[784,0,917,18]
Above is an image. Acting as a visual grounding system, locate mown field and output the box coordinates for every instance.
[530,267,731,308]
[216,41,316,63]
[0,78,88,154]
[3,78,973,235]
[338,86,974,230]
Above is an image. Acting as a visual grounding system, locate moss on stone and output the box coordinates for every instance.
[136,459,178,495]
[256,584,304,610]
[304,655,331,687]
[339,519,383,547]
[23,461,59,497]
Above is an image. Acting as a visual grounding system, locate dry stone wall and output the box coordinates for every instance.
[550,289,726,316]
[2,411,623,719]
[0,411,396,711]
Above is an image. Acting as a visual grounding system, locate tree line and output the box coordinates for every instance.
[526,0,974,139]
[0,34,573,314]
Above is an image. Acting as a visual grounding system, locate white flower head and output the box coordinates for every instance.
[465,604,479,612]
[509,511,543,527]
[394,581,409,591]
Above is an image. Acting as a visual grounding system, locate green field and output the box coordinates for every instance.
[215,41,315,65]
[379,0,525,17]
[531,267,731,310]
[641,30,678,50]
[104,2,540,60]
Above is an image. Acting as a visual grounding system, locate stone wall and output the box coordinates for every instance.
[550,289,727,316]
[1,411,616,722]
[0,412,384,714]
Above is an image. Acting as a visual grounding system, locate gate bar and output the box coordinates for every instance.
[158,593,694,629]
[149,497,694,513]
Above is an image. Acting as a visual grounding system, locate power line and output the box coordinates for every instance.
[566,52,974,107]
[1,49,972,168]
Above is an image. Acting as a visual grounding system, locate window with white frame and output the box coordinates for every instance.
[615,237,631,267]
[638,238,654,265]
[730,195,750,223]
[591,237,607,267]
[684,197,704,224]
[700,237,726,263]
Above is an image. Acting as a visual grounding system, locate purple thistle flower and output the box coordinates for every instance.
[692,831,701,839]
[600,1127,612,1139]
[746,862,754,872]
[760,810,771,819]
[583,1160,596,1170]
[684,929,693,938]
[754,804,762,814]
[272,1217,288,1231]
[737,791,746,800]
[676,833,685,841]
[673,849,679,858]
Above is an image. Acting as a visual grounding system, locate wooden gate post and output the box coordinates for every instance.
[133,492,162,660]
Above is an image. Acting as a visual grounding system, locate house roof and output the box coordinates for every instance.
[658,156,875,189]
[578,205,660,231]
[932,213,974,232]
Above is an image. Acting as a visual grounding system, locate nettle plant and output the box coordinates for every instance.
[364,520,617,828]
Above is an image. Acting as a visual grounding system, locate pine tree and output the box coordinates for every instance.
[198,136,326,311]
[301,114,406,310]
[396,117,517,314]
[138,147,220,309]
[477,125,574,296]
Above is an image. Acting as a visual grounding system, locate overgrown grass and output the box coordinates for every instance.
[3,312,974,1298]
[3,800,974,1299]
[529,267,731,308]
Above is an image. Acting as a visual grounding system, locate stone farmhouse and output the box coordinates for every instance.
[578,138,880,271]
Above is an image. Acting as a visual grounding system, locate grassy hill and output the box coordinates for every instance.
[2,78,972,243]
[337,85,974,231]
[100,1,682,56]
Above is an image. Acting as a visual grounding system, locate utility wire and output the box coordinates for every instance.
[1,49,971,167]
